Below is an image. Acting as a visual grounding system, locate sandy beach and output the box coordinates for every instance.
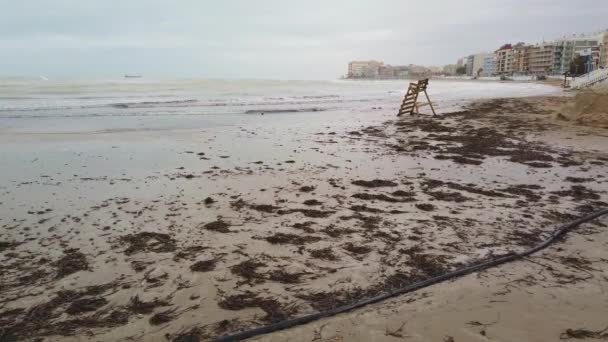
[1,79,607,342]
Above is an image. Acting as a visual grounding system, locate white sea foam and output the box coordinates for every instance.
[0,78,559,117]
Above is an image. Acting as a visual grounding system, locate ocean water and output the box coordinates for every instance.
[0,78,560,134]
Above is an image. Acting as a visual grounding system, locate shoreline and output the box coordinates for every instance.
[1,91,607,341]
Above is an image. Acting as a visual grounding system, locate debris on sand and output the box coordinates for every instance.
[230,199,247,210]
[350,205,385,213]
[423,179,508,198]
[342,242,372,255]
[121,232,177,255]
[309,247,339,261]
[501,185,543,202]
[345,215,383,229]
[522,162,552,168]
[176,173,197,179]
[268,270,306,284]
[0,241,21,253]
[144,266,168,284]
[421,179,446,189]
[509,150,554,165]
[352,193,406,203]
[564,177,594,183]
[299,186,316,192]
[391,190,416,198]
[426,191,471,203]
[230,259,267,284]
[190,258,219,272]
[321,224,357,238]
[401,119,562,169]
[434,154,484,165]
[552,185,601,201]
[404,252,450,278]
[292,221,316,233]
[171,327,207,342]
[385,321,408,338]
[171,320,247,342]
[52,310,131,337]
[303,199,323,206]
[265,233,322,245]
[149,308,178,326]
[54,249,90,279]
[250,204,281,213]
[202,220,232,233]
[0,283,125,339]
[352,179,398,188]
[204,197,216,205]
[416,203,436,211]
[541,210,578,223]
[173,246,209,261]
[277,208,335,218]
[510,229,544,247]
[130,260,152,272]
[127,295,170,315]
[212,319,247,337]
[559,325,608,339]
[383,272,417,289]
[296,287,368,311]
[559,255,596,272]
[228,200,282,213]
[65,297,108,315]
[441,127,516,160]
[218,292,297,323]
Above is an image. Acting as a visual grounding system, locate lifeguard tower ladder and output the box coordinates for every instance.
[397,79,436,116]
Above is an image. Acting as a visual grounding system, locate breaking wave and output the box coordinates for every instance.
[109,99,198,108]
[244,108,325,114]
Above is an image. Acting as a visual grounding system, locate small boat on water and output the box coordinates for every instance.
[124,75,142,78]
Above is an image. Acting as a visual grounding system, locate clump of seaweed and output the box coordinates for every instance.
[352,179,398,188]
[121,232,177,255]
[309,247,339,261]
[190,258,219,272]
[218,292,297,323]
[265,233,322,245]
[54,249,90,279]
[202,220,232,233]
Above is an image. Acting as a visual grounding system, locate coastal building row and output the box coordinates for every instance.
[464,52,495,77]
[462,30,608,76]
[346,61,444,79]
[346,30,608,79]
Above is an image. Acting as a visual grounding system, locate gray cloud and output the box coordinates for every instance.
[1,0,607,79]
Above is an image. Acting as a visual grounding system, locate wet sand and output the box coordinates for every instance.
[1,93,607,341]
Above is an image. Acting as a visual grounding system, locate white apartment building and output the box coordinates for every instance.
[348,60,383,78]
[554,35,601,74]
[473,53,494,76]
[494,45,516,75]
[601,31,608,68]
[528,43,557,74]
[464,31,608,77]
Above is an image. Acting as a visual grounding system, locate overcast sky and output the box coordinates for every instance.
[1,0,607,79]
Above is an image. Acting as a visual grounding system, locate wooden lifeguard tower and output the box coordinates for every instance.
[397,79,436,116]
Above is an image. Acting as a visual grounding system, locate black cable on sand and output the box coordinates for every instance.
[214,208,608,342]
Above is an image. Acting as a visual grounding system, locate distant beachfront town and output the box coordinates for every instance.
[346,29,608,79]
